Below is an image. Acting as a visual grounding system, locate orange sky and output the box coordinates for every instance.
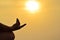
[0,0,60,40]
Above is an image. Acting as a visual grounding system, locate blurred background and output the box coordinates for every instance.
[0,0,60,40]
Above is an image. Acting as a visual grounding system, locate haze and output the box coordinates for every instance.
[0,0,60,40]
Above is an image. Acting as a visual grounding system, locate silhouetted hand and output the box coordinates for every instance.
[11,18,26,31]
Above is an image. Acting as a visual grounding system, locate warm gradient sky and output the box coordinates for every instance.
[0,0,60,40]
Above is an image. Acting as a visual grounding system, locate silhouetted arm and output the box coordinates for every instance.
[0,18,26,32]
[10,18,26,31]
[0,23,12,32]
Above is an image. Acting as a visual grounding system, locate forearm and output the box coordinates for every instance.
[0,23,12,32]
[0,26,12,32]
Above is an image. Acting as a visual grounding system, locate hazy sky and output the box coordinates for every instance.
[0,0,60,40]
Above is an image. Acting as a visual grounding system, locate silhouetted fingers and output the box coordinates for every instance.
[20,24,26,28]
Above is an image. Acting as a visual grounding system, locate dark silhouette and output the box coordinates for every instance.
[0,18,26,40]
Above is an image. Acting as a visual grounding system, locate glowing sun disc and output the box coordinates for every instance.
[25,1,39,12]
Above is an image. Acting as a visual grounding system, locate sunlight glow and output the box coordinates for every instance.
[25,1,40,13]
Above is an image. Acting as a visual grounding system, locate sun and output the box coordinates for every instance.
[25,1,40,13]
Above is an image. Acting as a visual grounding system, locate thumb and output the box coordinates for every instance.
[16,18,20,25]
